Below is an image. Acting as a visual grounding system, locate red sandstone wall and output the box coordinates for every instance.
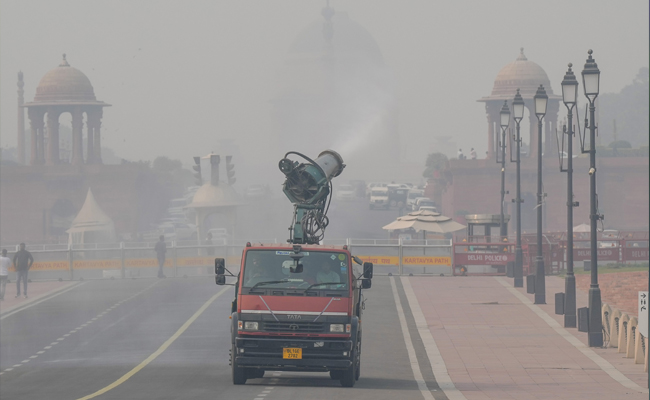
[576,271,649,315]
[441,157,649,233]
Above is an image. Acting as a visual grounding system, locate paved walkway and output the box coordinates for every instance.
[0,280,79,315]
[407,275,648,400]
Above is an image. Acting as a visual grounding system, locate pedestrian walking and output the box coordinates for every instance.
[154,235,167,278]
[0,249,11,300]
[457,148,464,159]
[13,243,33,298]
[470,148,477,159]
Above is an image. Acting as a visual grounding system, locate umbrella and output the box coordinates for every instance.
[382,211,466,234]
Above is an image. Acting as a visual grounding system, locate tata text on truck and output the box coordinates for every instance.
[216,150,373,387]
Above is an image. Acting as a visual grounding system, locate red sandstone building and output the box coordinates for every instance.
[1,56,166,245]
[430,49,649,233]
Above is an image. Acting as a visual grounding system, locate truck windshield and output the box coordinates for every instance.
[242,250,349,291]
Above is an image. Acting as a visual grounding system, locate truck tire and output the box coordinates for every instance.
[249,369,265,379]
[330,370,343,380]
[340,361,356,387]
[232,344,247,385]
[340,338,360,387]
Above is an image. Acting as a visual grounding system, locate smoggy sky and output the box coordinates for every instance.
[1,0,648,171]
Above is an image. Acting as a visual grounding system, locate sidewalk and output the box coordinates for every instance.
[407,275,648,400]
[0,280,79,315]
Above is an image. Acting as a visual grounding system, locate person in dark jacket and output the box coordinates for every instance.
[154,236,166,278]
[13,243,33,298]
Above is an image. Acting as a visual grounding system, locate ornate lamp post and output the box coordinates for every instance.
[581,49,603,347]
[498,101,510,239]
[511,89,525,288]
[534,85,548,304]
[560,63,579,328]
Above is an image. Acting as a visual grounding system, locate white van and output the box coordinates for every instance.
[369,187,389,210]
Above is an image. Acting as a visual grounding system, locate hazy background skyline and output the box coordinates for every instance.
[2,0,648,175]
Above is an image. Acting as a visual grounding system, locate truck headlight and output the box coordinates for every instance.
[330,324,345,333]
[244,321,259,330]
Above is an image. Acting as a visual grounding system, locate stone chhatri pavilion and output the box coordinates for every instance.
[20,54,111,166]
[478,48,561,160]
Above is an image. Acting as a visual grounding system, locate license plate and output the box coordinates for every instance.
[283,348,302,359]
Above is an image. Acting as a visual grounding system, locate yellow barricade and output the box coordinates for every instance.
[357,256,451,266]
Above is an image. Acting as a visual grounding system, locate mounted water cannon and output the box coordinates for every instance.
[278,150,345,244]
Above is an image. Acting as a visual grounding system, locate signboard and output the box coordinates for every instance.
[358,256,399,266]
[639,291,648,337]
[572,248,619,262]
[454,253,514,265]
[624,248,649,261]
[357,256,451,266]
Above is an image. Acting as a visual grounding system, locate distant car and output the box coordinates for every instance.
[406,189,424,209]
[336,184,356,200]
[158,222,197,240]
[413,197,435,211]
[366,182,388,197]
[418,206,438,213]
[369,187,389,210]
[387,185,408,208]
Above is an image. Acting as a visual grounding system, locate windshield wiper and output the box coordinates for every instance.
[303,282,342,293]
[249,280,288,290]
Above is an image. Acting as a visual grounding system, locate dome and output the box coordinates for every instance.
[189,183,239,208]
[489,48,555,100]
[34,54,96,102]
[288,11,384,65]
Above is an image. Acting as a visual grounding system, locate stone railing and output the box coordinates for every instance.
[602,303,648,372]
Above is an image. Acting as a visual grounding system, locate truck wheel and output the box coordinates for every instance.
[340,355,357,387]
[232,344,247,385]
[330,370,343,380]
[355,340,361,381]
[249,369,264,379]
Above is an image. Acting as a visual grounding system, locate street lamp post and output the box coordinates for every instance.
[582,49,603,347]
[561,63,579,328]
[498,101,510,239]
[534,85,548,304]
[511,89,525,288]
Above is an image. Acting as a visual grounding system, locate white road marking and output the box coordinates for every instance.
[389,277,435,400]
[12,364,21,368]
[401,277,467,400]
[4,368,13,372]
[495,277,649,394]
[2,280,161,377]
[21,360,29,363]
[0,282,85,320]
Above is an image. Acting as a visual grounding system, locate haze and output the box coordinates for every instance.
[1,0,648,179]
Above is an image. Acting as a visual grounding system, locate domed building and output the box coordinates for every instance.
[21,54,110,165]
[478,49,561,160]
[270,6,398,176]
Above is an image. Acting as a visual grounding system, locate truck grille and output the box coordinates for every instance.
[264,322,325,333]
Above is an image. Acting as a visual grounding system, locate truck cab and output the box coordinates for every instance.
[216,243,372,387]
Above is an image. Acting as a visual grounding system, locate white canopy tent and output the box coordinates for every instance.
[67,188,116,245]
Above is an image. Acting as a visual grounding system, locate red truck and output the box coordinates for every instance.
[215,242,373,387]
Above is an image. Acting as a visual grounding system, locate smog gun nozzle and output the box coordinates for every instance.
[278,150,345,244]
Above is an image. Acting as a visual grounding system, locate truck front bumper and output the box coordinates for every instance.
[234,336,353,371]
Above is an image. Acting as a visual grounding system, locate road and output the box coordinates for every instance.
[0,276,445,400]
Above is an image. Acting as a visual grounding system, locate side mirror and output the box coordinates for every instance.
[215,258,225,275]
[290,262,303,274]
[215,258,225,285]
[363,262,373,279]
[361,279,372,289]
